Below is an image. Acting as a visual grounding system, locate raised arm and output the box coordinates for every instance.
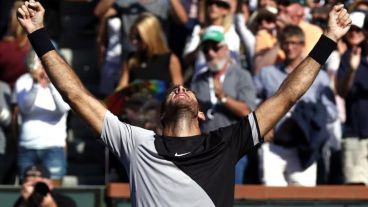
[255,4,351,141]
[17,1,107,134]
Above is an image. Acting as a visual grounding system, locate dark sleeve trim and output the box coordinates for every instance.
[248,112,264,145]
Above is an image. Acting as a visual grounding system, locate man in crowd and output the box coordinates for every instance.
[190,25,256,184]
[13,165,76,207]
[255,25,337,186]
[13,50,70,186]
[17,1,351,206]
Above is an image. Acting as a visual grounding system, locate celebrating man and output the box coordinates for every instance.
[17,1,351,206]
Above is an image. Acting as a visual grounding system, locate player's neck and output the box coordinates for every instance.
[162,117,201,137]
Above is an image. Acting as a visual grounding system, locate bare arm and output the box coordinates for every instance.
[116,61,130,90]
[169,0,188,24]
[255,5,351,141]
[43,51,106,134]
[94,0,116,18]
[17,1,107,134]
[255,57,320,140]
[169,53,184,85]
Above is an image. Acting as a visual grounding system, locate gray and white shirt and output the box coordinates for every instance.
[101,110,263,206]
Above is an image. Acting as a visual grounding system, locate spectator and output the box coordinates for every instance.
[183,0,240,79]
[234,0,256,72]
[337,11,368,185]
[0,0,30,88]
[0,80,14,184]
[168,0,199,61]
[95,0,123,97]
[116,13,183,89]
[278,3,323,54]
[254,2,323,73]
[255,25,337,186]
[13,50,70,186]
[13,165,76,207]
[191,26,256,184]
[114,0,187,61]
[250,7,282,74]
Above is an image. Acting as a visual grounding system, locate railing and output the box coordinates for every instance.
[2,184,368,207]
[106,183,368,207]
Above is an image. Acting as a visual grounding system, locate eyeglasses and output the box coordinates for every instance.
[206,0,230,9]
[282,40,304,46]
[202,43,223,54]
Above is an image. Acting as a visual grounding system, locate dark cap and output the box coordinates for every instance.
[24,165,51,179]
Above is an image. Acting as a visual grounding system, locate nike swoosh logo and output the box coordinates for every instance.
[174,152,191,157]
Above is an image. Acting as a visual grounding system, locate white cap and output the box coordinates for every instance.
[350,11,365,29]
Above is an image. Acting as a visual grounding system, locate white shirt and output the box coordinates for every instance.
[13,73,70,149]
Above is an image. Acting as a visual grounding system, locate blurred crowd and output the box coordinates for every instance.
[1,0,368,189]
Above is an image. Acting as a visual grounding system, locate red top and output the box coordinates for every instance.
[0,38,30,88]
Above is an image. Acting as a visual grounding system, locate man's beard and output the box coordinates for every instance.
[162,98,199,122]
[207,57,227,72]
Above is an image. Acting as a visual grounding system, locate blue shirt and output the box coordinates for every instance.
[254,63,337,131]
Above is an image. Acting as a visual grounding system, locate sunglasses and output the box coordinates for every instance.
[206,0,230,8]
[202,42,223,54]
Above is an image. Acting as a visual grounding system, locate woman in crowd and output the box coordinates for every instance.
[116,13,183,89]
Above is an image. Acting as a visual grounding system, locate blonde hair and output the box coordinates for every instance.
[7,0,28,48]
[131,13,169,56]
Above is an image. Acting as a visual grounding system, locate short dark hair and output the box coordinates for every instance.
[23,165,50,179]
[278,25,305,44]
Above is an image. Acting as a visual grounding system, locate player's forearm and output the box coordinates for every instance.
[277,57,321,104]
[41,51,86,103]
[277,35,337,105]
[40,50,106,134]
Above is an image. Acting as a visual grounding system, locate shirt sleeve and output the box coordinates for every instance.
[16,82,39,113]
[218,112,263,159]
[100,110,154,167]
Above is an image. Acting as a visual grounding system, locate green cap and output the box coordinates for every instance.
[201,26,225,43]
